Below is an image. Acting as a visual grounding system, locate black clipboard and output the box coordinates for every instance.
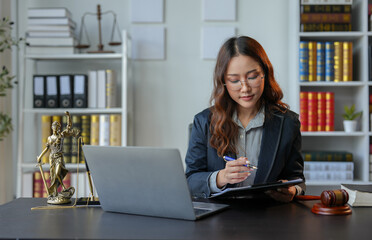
[209,178,304,199]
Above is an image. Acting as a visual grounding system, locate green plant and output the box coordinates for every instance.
[343,104,362,121]
[0,17,22,141]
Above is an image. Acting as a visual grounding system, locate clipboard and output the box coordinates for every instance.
[209,178,304,199]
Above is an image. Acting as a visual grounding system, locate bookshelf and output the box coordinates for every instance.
[16,31,133,198]
[289,0,371,189]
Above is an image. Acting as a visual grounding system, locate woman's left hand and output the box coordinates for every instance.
[265,180,297,202]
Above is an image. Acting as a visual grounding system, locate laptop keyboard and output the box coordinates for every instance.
[193,207,211,215]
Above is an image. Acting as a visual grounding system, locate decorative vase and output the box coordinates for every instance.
[343,120,357,132]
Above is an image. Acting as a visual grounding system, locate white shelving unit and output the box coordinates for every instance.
[16,31,132,197]
[289,0,371,191]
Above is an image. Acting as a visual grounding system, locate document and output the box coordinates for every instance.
[210,179,304,199]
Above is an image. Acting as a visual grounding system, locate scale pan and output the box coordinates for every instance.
[75,44,90,49]
[108,42,121,46]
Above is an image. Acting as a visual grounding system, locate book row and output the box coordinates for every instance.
[302,151,353,162]
[300,92,335,132]
[304,160,354,181]
[40,114,122,164]
[299,41,353,82]
[33,70,117,109]
[304,170,353,181]
[27,171,97,199]
[304,161,354,171]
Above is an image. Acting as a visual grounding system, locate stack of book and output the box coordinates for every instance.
[40,113,122,164]
[26,7,77,55]
[300,91,334,132]
[302,151,354,181]
[300,0,352,32]
[300,41,353,82]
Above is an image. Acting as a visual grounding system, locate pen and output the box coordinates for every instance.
[223,156,258,169]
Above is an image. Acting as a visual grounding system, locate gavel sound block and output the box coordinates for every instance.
[296,189,352,215]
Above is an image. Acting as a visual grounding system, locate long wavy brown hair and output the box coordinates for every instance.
[209,36,288,157]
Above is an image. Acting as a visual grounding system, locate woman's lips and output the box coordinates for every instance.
[240,95,253,101]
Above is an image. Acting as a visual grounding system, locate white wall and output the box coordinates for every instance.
[15,0,291,163]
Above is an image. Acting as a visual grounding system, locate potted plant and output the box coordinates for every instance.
[0,17,22,141]
[342,104,362,132]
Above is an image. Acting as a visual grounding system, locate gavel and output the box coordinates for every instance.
[295,189,351,215]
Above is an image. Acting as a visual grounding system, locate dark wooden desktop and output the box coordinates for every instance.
[0,197,371,239]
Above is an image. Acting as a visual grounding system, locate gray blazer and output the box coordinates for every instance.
[185,107,305,198]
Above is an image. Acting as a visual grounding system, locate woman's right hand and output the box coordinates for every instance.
[216,157,252,188]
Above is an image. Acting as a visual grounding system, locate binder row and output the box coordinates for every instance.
[33,74,88,108]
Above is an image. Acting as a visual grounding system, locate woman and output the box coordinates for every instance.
[185,36,305,202]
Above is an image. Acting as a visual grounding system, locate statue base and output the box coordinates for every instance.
[47,187,75,205]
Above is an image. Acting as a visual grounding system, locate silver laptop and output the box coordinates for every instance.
[82,145,229,220]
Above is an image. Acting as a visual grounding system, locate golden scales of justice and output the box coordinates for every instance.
[76,4,122,53]
[34,111,99,209]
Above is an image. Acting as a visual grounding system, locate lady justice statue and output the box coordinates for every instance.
[36,111,79,204]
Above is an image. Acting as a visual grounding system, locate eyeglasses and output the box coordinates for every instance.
[224,74,265,91]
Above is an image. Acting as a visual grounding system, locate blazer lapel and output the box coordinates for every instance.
[254,113,284,183]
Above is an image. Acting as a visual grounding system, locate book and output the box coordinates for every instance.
[301,4,352,13]
[27,31,76,38]
[342,41,352,81]
[301,23,351,32]
[28,17,76,28]
[28,7,72,18]
[316,42,325,81]
[210,179,304,199]
[325,92,334,131]
[99,115,110,146]
[325,42,335,81]
[26,37,77,46]
[301,13,351,23]
[106,70,117,108]
[88,70,97,108]
[300,92,308,131]
[33,172,43,198]
[308,92,318,131]
[302,151,353,161]
[90,115,100,146]
[71,115,81,164]
[97,70,106,108]
[334,41,343,82]
[308,42,317,82]
[110,114,121,146]
[41,115,51,164]
[301,0,353,5]
[81,115,91,163]
[317,92,326,131]
[341,184,372,207]
[299,41,309,82]
[26,46,77,55]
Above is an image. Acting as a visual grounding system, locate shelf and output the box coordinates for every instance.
[20,163,86,172]
[299,31,364,40]
[25,53,122,60]
[299,82,365,87]
[23,108,123,114]
[301,131,365,137]
[306,180,370,186]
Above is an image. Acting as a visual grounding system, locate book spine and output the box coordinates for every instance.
[41,115,51,164]
[299,41,309,82]
[42,171,51,198]
[106,69,116,108]
[62,115,71,164]
[325,92,335,131]
[301,23,351,32]
[316,42,325,81]
[81,115,91,163]
[71,115,81,164]
[301,4,352,13]
[109,114,122,146]
[88,70,97,108]
[317,92,326,131]
[300,92,308,131]
[301,13,351,23]
[308,92,318,131]
[304,161,354,171]
[33,172,43,198]
[97,70,106,108]
[334,41,343,82]
[325,42,335,81]
[99,114,110,146]
[90,115,100,145]
[308,42,317,82]
[342,41,353,81]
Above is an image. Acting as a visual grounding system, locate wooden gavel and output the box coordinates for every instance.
[296,189,349,206]
[295,189,351,215]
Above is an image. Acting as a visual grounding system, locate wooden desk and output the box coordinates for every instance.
[0,198,371,239]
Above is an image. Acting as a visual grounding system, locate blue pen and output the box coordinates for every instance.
[223,156,258,169]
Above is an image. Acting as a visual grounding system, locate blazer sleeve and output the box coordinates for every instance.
[185,112,213,198]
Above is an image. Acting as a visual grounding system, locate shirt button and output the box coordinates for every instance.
[240,134,244,139]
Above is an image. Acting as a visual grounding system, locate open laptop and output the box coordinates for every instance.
[82,145,229,221]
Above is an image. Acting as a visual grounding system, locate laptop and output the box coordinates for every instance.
[82,145,229,220]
